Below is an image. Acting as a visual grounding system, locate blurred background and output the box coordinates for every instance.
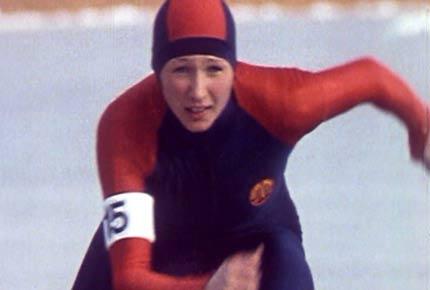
[0,1,429,289]
[0,0,423,12]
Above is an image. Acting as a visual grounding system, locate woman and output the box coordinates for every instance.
[73,0,430,289]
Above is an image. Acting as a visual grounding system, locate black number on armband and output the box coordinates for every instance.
[104,200,129,239]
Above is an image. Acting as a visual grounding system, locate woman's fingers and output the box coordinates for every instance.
[423,129,430,171]
[205,244,264,290]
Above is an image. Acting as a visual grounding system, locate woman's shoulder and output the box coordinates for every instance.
[233,60,314,118]
[234,61,312,90]
[234,61,317,145]
[97,73,166,195]
[100,74,165,122]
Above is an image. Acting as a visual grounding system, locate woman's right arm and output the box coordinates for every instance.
[97,75,211,290]
[109,238,210,290]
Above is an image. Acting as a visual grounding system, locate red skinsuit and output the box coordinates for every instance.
[97,59,429,290]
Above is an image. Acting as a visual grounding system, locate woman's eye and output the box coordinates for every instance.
[173,66,189,73]
[207,65,223,74]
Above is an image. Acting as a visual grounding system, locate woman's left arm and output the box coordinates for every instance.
[290,57,430,169]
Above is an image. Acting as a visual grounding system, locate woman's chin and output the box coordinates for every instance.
[183,119,215,133]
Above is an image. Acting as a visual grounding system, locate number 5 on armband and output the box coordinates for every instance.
[102,193,155,248]
[103,200,129,240]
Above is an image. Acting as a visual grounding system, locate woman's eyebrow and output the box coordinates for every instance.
[173,57,191,63]
[205,58,224,64]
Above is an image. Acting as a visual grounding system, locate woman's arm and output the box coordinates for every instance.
[294,57,429,168]
[235,58,429,169]
[97,76,211,290]
[110,238,210,290]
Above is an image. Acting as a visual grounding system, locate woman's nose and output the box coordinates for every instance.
[189,72,207,101]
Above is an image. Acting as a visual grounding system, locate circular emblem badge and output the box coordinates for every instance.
[249,179,275,206]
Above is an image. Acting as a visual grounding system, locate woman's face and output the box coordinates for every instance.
[160,55,234,132]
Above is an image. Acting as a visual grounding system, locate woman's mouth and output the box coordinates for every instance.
[185,106,211,120]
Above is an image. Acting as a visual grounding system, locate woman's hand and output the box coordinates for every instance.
[424,130,430,170]
[205,244,263,290]
[404,101,430,171]
[409,104,430,171]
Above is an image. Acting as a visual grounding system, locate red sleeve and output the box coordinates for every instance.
[234,61,320,144]
[110,239,210,290]
[97,74,210,289]
[234,59,429,161]
[97,74,165,195]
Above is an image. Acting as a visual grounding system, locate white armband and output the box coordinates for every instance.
[102,192,155,249]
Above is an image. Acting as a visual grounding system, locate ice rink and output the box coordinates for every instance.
[0,2,429,289]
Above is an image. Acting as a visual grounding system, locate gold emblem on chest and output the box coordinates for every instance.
[249,179,275,206]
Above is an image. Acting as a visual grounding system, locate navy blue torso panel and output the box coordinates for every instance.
[146,95,301,275]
